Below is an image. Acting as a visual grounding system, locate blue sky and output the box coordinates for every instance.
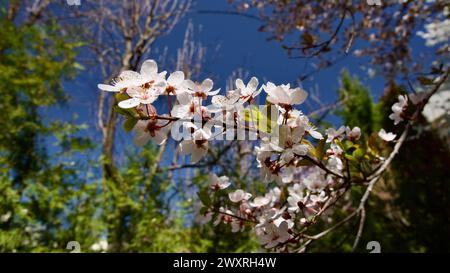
[61,0,401,127]
[50,0,435,166]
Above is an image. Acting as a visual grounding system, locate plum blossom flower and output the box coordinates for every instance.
[235,77,261,102]
[279,109,323,140]
[294,112,323,140]
[257,221,292,248]
[171,92,211,119]
[256,208,283,227]
[211,89,242,110]
[133,118,171,146]
[163,71,186,95]
[209,173,231,191]
[249,196,271,208]
[309,191,328,205]
[389,95,408,125]
[255,144,280,183]
[287,192,305,213]
[184,78,220,99]
[179,124,211,163]
[265,187,282,206]
[197,209,213,224]
[325,126,346,143]
[326,143,344,171]
[303,169,328,192]
[98,71,143,92]
[97,59,166,92]
[274,125,309,165]
[231,218,245,233]
[213,207,234,226]
[228,189,252,203]
[346,126,361,141]
[99,60,166,108]
[263,82,308,107]
[423,90,450,123]
[378,129,397,142]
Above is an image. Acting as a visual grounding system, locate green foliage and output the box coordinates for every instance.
[335,70,382,136]
[312,72,450,252]
[0,12,250,253]
[0,12,100,252]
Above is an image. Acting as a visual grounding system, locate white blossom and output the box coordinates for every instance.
[209,173,231,190]
[263,82,308,106]
[274,126,309,165]
[228,189,252,203]
[249,196,271,208]
[133,118,171,146]
[378,129,397,142]
[184,78,220,99]
[163,71,186,95]
[346,126,361,141]
[99,60,166,108]
[325,126,346,143]
[235,77,261,102]
[179,124,211,163]
[257,221,292,248]
[389,95,408,125]
[423,90,450,123]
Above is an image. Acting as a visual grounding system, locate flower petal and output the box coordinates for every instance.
[235,79,245,90]
[309,130,324,140]
[207,88,221,96]
[118,98,140,109]
[201,79,213,92]
[167,71,185,86]
[290,88,308,105]
[176,91,191,105]
[183,79,196,91]
[171,105,189,118]
[98,84,120,92]
[140,60,158,77]
[118,70,141,81]
[248,77,259,90]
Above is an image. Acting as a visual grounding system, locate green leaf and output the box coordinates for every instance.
[199,207,208,215]
[115,93,129,102]
[113,105,139,119]
[197,188,212,207]
[343,140,355,151]
[353,148,365,159]
[315,139,326,160]
[344,154,358,162]
[123,118,138,132]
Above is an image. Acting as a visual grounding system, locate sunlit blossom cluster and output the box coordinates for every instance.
[98,59,409,250]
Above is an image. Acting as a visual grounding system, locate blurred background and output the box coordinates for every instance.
[0,0,448,252]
